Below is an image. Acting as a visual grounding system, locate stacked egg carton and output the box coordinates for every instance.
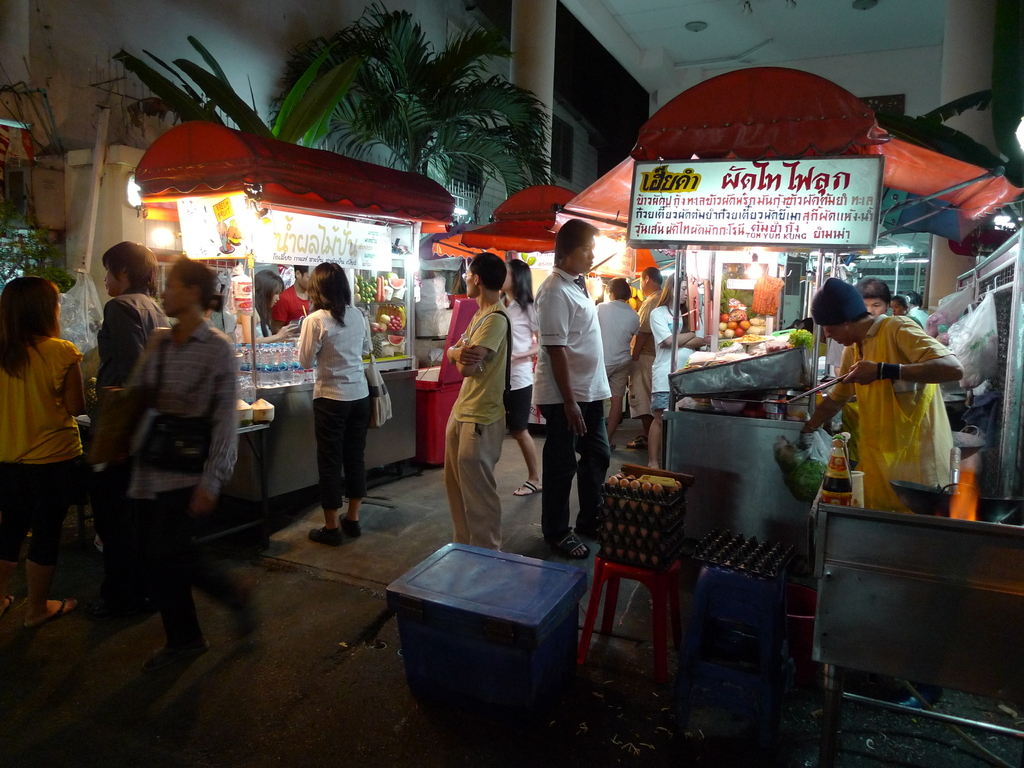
[692,530,794,579]
[598,472,688,570]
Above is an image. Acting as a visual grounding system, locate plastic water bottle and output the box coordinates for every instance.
[289,342,303,384]
[239,374,255,405]
[238,344,252,376]
[271,344,284,386]
[257,345,273,388]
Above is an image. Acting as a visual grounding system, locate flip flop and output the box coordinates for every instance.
[626,435,648,449]
[24,598,77,628]
[513,481,542,496]
[551,533,589,559]
[0,595,13,620]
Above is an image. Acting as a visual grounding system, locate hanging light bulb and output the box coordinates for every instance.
[786,0,797,7]
[742,1,753,14]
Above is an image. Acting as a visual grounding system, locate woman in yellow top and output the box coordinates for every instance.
[801,278,963,513]
[0,277,86,626]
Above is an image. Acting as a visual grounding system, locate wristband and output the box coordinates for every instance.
[879,362,901,381]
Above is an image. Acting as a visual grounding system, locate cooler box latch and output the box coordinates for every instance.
[485,618,516,645]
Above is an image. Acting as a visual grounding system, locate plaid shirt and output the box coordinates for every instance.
[128,323,239,499]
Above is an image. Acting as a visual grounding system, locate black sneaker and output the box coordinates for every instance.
[309,526,342,546]
[341,519,362,538]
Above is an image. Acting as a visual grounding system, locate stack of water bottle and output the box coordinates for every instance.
[236,340,314,403]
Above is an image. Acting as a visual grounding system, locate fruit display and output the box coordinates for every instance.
[355,274,378,304]
[597,471,689,569]
[369,303,407,358]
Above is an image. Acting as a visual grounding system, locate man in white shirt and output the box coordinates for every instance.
[534,219,611,559]
[596,278,639,448]
[627,267,663,450]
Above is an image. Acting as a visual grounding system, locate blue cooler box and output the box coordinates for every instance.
[387,544,587,715]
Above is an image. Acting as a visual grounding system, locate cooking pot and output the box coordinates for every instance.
[889,480,1024,524]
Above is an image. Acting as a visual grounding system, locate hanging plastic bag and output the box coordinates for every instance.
[60,272,102,355]
[946,292,999,388]
[925,287,973,342]
[774,430,829,502]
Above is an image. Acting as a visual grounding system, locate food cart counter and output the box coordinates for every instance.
[663,409,809,556]
[225,368,417,501]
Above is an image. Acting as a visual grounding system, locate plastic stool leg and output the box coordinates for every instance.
[669,564,682,649]
[652,573,668,684]
[577,559,606,665]
[600,575,621,635]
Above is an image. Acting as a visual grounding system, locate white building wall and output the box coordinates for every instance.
[550,102,599,193]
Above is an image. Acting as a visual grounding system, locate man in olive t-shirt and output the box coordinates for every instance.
[443,252,510,550]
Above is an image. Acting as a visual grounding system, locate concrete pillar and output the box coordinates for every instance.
[928,0,998,305]
[511,0,556,159]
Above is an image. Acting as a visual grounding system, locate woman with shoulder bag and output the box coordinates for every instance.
[129,256,254,672]
[0,277,85,627]
[298,263,372,546]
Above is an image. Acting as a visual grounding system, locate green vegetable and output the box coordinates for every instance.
[773,436,825,502]
[789,329,813,350]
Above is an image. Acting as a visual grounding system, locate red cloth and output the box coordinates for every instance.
[270,286,310,325]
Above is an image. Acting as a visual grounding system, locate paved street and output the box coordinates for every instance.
[1,428,1021,768]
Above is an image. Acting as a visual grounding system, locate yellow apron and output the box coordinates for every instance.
[850,320,946,513]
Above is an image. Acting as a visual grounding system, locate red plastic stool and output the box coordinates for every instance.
[577,557,682,683]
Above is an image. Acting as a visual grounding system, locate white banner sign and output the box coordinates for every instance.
[628,156,884,249]
[177,194,392,269]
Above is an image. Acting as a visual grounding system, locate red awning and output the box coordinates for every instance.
[554,158,634,236]
[439,185,576,252]
[134,122,455,224]
[432,233,484,258]
[632,67,889,161]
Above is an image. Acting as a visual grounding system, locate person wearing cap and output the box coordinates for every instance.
[800,278,963,513]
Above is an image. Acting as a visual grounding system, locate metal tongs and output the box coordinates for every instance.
[784,377,844,403]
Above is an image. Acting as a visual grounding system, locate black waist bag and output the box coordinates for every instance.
[139,336,214,474]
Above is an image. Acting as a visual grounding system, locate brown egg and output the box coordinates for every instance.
[652,483,664,495]
[629,499,639,511]
[605,495,616,508]
[641,482,652,492]
[629,479,641,490]
[619,478,631,489]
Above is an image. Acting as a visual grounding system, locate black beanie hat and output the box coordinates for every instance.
[811,278,868,326]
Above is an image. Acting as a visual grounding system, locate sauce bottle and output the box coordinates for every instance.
[821,434,853,506]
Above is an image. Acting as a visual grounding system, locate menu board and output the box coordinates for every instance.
[627,156,884,249]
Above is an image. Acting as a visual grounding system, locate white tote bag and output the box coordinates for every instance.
[365,356,392,428]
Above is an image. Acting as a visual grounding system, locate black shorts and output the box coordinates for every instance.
[504,385,532,433]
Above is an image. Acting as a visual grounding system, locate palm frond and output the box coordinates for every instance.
[174,58,273,137]
[187,36,232,86]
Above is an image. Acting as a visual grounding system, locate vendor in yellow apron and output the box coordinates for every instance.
[801,278,963,513]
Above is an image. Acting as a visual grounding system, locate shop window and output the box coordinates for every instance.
[551,116,574,181]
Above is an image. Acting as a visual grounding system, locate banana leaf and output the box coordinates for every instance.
[187,36,232,87]
[141,49,204,103]
[173,59,273,138]
[113,50,216,124]
[923,90,992,122]
[875,112,1006,171]
[273,42,337,136]
[277,57,362,145]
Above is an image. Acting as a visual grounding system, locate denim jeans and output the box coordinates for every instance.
[539,401,611,542]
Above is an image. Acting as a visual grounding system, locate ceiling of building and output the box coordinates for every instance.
[559,0,947,99]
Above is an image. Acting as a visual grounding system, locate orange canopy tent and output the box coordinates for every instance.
[135,122,455,225]
[557,67,1021,243]
[434,185,575,255]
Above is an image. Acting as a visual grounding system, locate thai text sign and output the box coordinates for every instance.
[177,195,392,269]
[627,156,884,249]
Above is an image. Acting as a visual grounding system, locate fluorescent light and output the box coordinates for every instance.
[1016,116,1024,152]
[994,214,1012,228]
[126,174,143,208]
[873,245,914,254]
[903,258,929,264]
[149,227,176,249]
[453,207,469,216]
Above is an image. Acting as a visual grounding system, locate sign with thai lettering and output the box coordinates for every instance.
[177,194,392,269]
[258,211,392,270]
[627,156,884,249]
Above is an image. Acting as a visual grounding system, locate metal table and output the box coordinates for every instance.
[812,503,1024,767]
[199,423,271,549]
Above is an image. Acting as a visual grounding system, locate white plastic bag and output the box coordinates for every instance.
[947,292,999,388]
[926,287,973,342]
[60,273,102,355]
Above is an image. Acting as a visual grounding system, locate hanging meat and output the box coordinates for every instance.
[752,275,786,316]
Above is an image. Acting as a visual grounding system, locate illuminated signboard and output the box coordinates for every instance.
[627,156,884,249]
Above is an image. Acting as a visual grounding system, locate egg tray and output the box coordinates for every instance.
[598,514,684,552]
[601,484,685,507]
[596,527,686,570]
[598,494,686,532]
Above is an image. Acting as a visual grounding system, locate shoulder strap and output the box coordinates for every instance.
[497,310,512,393]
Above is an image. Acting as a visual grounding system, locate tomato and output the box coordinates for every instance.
[720,313,730,323]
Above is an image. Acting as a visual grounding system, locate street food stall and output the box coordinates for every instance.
[134,122,454,498]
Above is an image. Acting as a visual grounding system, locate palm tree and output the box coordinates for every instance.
[279,5,551,196]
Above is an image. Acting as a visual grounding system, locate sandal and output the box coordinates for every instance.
[626,435,648,449]
[551,533,589,559]
[0,595,13,620]
[24,598,77,628]
[513,481,542,497]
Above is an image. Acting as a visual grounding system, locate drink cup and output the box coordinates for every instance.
[851,471,865,507]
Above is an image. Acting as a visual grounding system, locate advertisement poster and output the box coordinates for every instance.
[627,156,884,249]
[177,195,392,269]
